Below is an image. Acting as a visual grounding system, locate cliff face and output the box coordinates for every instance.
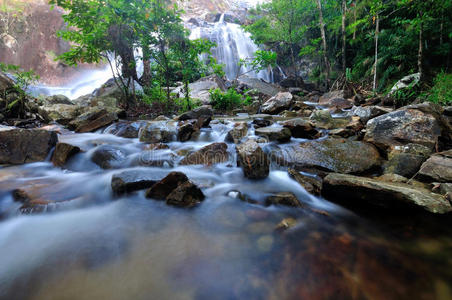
[0,0,96,84]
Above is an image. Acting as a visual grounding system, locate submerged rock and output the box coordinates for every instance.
[0,129,57,164]
[180,142,229,165]
[266,192,302,207]
[272,138,381,174]
[255,126,291,143]
[138,122,175,143]
[323,173,452,214]
[51,142,81,167]
[111,170,161,195]
[261,92,293,115]
[236,139,269,179]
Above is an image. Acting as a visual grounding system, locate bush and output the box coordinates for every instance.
[209,88,250,111]
[428,72,452,105]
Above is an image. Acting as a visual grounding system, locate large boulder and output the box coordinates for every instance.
[364,108,441,151]
[69,108,118,133]
[417,150,452,183]
[236,75,280,98]
[272,138,381,174]
[173,75,225,104]
[178,105,213,127]
[111,170,162,195]
[177,120,200,142]
[322,173,452,214]
[281,118,320,139]
[44,94,73,105]
[91,145,126,169]
[261,92,293,115]
[0,129,57,164]
[255,127,291,143]
[180,142,229,165]
[352,106,391,124]
[388,73,420,96]
[104,121,146,138]
[236,139,269,179]
[51,142,81,167]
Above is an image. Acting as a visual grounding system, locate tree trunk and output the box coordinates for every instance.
[316,0,330,88]
[418,18,423,81]
[373,13,379,91]
[341,0,347,74]
[353,1,357,40]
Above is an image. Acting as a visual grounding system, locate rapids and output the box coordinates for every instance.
[0,119,452,300]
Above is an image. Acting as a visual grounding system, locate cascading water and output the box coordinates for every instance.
[189,14,272,82]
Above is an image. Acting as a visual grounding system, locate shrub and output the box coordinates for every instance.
[428,72,452,105]
[209,88,250,111]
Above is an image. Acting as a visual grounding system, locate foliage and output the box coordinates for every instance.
[49,0,215,106]
[209,88,251,111]
[427,72,452,105]
[236,50,277,79]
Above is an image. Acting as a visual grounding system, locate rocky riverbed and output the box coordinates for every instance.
[1,73,452,299]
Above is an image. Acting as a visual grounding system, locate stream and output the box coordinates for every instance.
[0,119,452,300]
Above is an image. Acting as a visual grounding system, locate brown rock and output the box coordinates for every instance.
[180,142,229,165]
[51,142,81,167]
[166,181,205,207]
[266,192,302,207]
[288,168,322,195]
[255,127,291,143]
[236,139,269,179]
[145,171,189,200]
[225,122,248,144]
[417,150,452,182]
[281,118,320,139]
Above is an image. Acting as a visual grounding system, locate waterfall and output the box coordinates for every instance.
[190,13,272,82]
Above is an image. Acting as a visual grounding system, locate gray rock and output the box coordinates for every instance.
[91,145,126,169]
[45,94,74,105]
[69,107,118,133]
[261,92,293,115]
[352,106,392,123]
[111,170,162,195]
[225,122,248,144]
[51,142,81,167]
[364,108,441,150]
[383,153,426,178]
[417,150,452,182]
[236,139,269,179]
[288,168,322,195]
[272,138,381,174]
[138,122,175,143]
[281,118,319,139]
[323,173,452,214]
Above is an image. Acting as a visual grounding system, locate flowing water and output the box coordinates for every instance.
[1,120,452,300]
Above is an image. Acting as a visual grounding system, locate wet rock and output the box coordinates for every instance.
[145,171,189,200]
[272,138,381,174]
[69,108,118,133]
[111,170,161,195]
[236,139,269,179]
[364,108,441,151]
[261,92,293,115]
[39,104,81,125]
[166,181,205,207]
[177,120,200,142]
[105,121,144,138]
[91,145,126,169]
[144,143,169,150]
[225,122,248,144]
[417,150,452,182]
[178,105,213,124]
[352,106,391,123]
[51,142,81,167]
[139,122,175,143]
[318,90,351,106]
[252,118,272,128]
[281,118,320,139]
[236,75,280,98]
[323,173,452,214]
[328,98,353,111]
[288,168,322,195]
[309,110,350,130]
[45,94,73,105]
[255,127,291,143]
[0,129,57,164]
[250,114,273,120]
[266,192,303,207]
[383,153,426,178]
[137,149,176,167]
[180,142,229,165]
